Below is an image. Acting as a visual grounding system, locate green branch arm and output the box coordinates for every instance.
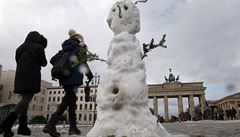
[142,34,167,60]
[86,51,107,63]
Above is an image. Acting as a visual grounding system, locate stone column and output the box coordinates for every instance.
[164,96,169,121]
[178,95,183,114]
[225,102,228,119]
[153,96,158,117]
[225,103,228,110]
[227,102,230,109]
[188,95,195,121]
[235,101,239,119]
[200,94,206,113]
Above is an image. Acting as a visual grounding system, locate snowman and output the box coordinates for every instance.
[87,0,182,137]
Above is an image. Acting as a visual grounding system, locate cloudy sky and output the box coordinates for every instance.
[0,0,239,115]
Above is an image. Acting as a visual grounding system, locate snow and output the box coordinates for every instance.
[9,120,240,136]
[86,0,186,137]
[107,0,140,35]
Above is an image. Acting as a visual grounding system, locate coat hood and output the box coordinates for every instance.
[25,31,42,44]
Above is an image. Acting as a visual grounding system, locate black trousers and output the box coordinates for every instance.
[49,85,78,126]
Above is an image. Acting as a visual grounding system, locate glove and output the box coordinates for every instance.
[86,71,93,81]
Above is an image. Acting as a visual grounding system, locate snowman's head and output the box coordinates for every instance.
[107,0,140,35]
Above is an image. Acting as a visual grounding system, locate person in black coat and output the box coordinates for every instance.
[230,107,237,120]
[43,29,93,137]
[0,31,47,137]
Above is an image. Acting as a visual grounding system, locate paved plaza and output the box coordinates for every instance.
[163,120,240,137]
[9,120,240,137]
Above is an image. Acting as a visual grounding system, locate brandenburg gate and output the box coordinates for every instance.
[148,70,206,121]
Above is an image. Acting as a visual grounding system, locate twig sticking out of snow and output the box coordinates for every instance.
[117,5,122,18]
[135,0,148,5]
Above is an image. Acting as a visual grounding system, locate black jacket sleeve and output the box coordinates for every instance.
[15,46,24,63]
[37,46,47,67]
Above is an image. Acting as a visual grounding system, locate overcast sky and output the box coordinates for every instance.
[0,0,239,115]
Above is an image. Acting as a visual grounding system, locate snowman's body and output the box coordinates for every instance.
[87,0,173,137]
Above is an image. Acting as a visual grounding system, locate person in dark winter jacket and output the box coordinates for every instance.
[230,107,237,120]
[43,29,93,137]
[0,31,47,137]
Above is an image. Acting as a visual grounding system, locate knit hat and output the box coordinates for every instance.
[68,29,84,40]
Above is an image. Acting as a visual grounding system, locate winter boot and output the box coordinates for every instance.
[0,112,18,137]
[68,115,81,135]
[43,125,61,137]
[42,113,61,137]
[68,125,81,135]
[17,115,31,135]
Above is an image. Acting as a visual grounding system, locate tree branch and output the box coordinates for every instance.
[135,0,148,5]
[86,51,107,63]
[142,34,167,60]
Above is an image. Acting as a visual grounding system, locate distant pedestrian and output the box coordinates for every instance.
[214,107,218,120]
[195,105,202,120]
[218,107,224,120]
[179,112,184,122]
[0,31,48,137]
[230,107,237,120]
[203,110,207,120]
[225,109,230,120]
[203,108,210,120]
[206,108,211,120]
[43,29,93,137]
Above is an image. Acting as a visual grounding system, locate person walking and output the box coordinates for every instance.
[225,109,230,120]
[218,107,224,120]
[230,107,237,120]
[0,31,48,137]
[214,107,218,120]
[179,111,184,122]
[43,29,93,137]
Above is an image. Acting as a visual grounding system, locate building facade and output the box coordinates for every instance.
[207,92,240,120]
[0,70,52,121]
[45,85,98,125]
